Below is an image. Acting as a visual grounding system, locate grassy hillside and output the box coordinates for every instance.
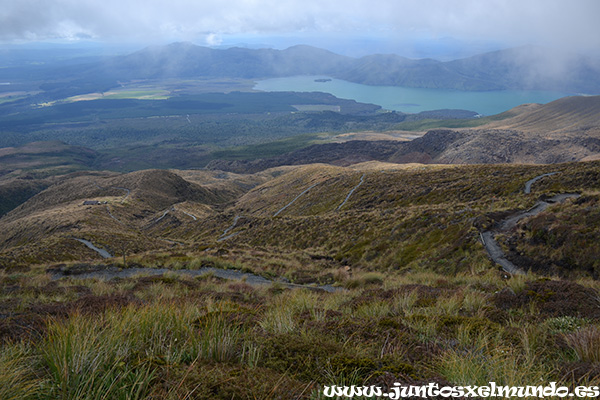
[0,178,50,217]
[0,141,101,216]
[2,42,600,399]
[2,160,599,278]
[2,261,598,399]
[489,95,600,133]
[1,160,600,398]
[193,162,599,276]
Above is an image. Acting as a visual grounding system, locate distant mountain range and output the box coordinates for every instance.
[9,43,600,100]
[97,43,600,92]
[336,46,600,92]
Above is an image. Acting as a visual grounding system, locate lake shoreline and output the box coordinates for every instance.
[254,75,574,115]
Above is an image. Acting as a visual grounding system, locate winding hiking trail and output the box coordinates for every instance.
[218,215,241,242]
[481,172,579,274]
[73,238,113,258]
[150,206,199,225]
[273,182,319,217]
[223,215,240,236]
[92,181,130,223]
[49,264,342,292]
[177,208,198,221]
[105,205,124,225]
[93,181,131,203]
[112,187,131,203]
[523,172,558,194]
[337,173,365,210]
[154,207,175,223]
[217,232,240,242]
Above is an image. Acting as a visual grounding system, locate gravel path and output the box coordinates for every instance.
[523,172,559,194]
[73,238,113,258]
[178,209,198,221]
[337,173,365,210]
[480,231,521,275]
[154,207,174,223]
[105,205,124,225]
[221,215,240,236]
[481,172,579,274]
[49,264,342,292]
[274,182,319,217]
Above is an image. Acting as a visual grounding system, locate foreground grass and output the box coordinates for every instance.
[1,161,600,397]
[1,261,599,399]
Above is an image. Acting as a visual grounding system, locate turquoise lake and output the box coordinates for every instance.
[254,76,574,116]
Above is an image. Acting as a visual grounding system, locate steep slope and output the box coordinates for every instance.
[0,178,51,217]
[488,95,600,133]
[388,128,598,165]
[428,96,600,164]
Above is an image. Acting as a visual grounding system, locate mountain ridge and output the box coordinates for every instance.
[107,43,600,92]
[9,42,599,98]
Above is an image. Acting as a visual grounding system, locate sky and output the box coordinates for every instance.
[1,0,599,58]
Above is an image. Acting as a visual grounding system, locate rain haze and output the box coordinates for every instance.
[1,0,600,59]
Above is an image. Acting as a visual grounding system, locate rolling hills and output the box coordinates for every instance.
[1,158,599,279]
[0,141,99,216]
[2,95,599,222]
[2,42,600,399]
[3,92,599,277]
[2,84,600,400]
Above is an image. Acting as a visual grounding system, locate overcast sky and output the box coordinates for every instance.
[1,0,599,57]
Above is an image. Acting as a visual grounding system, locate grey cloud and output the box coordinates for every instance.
[1,0,599,54]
